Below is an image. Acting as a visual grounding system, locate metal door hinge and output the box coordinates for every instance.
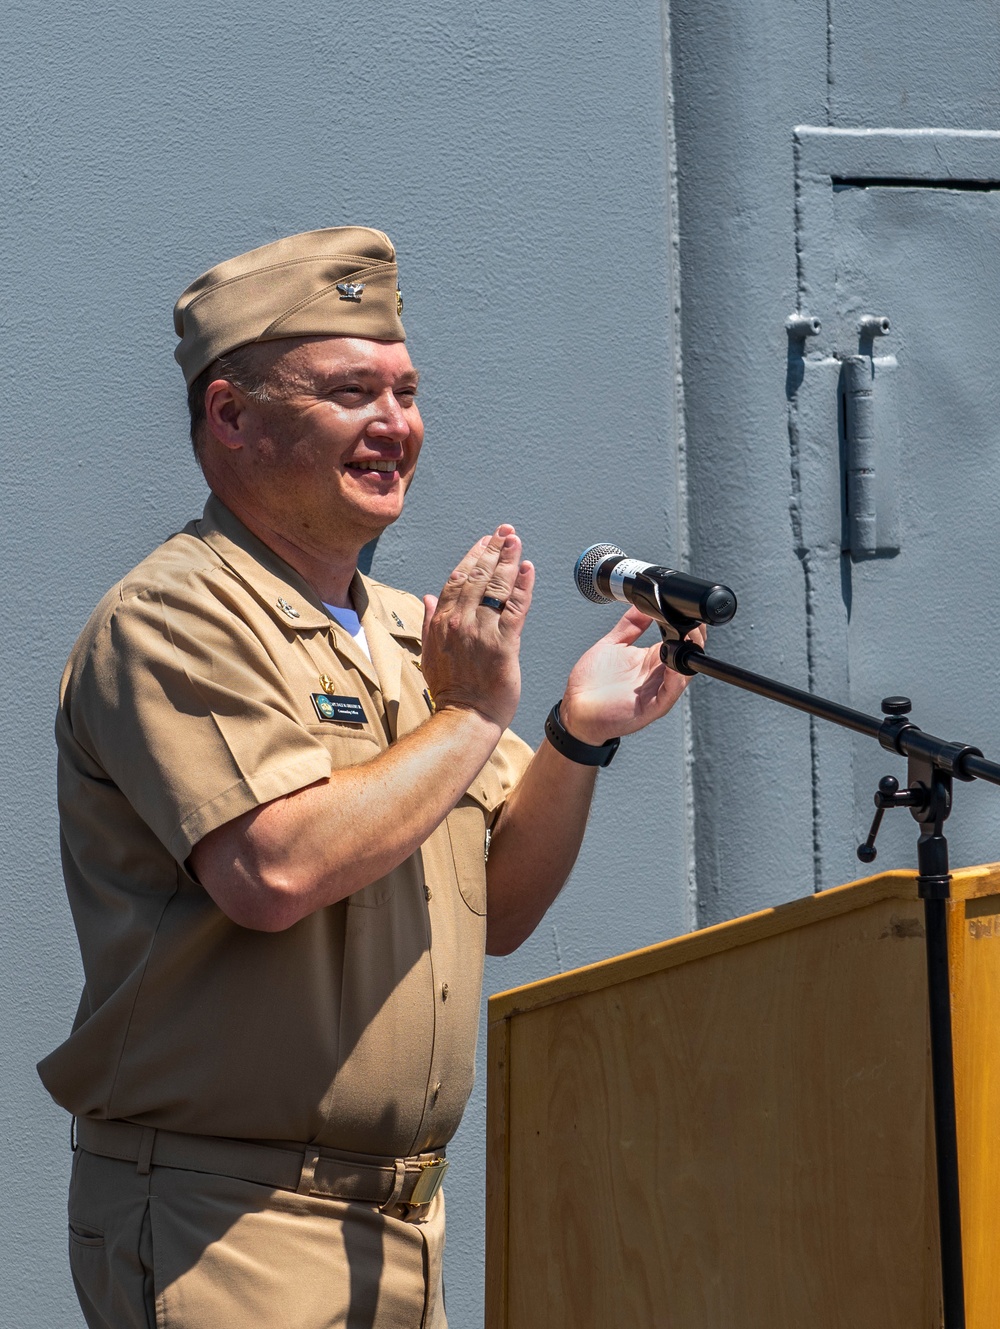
[841,315,900,560]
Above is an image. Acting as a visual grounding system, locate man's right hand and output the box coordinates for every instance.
[420,526,535,732]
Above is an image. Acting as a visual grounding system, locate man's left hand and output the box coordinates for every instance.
[557,608,705,747]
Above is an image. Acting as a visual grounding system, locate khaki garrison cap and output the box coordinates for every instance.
[173,226,406,385]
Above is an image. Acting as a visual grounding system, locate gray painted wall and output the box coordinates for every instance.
[671,0,1000,923]
[2,3,687,1325]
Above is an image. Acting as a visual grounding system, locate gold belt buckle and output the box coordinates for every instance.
[409,1156,449,1206]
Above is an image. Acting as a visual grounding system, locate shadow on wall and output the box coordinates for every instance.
[359,539,379,576]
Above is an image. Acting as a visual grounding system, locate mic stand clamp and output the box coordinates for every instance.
[858,698,928,864]
[856,774,923,864]
[657,616,705,659]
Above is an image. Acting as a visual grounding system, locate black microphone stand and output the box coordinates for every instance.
[660,624,1000,1329]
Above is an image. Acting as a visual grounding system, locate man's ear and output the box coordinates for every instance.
[204,379,251,451]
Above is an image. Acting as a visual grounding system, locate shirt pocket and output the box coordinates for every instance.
[304,723,383,782]
[305,723,382,753]
[446,760,507,916]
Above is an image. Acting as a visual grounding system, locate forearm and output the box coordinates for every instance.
[484,736,598,955]
[191,704,502,930]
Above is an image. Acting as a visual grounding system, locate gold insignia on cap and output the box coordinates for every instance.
[396,289,404,316]
[277,598,300,619]
[337,282,365,303]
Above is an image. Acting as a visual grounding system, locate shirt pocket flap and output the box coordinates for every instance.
[447,759,508,917]
[305,723,382,767]
[466,758,507,816]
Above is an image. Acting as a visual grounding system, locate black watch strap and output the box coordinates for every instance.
[544,701,620,768]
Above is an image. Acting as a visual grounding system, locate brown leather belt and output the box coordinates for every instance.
[75,1117,448,1211]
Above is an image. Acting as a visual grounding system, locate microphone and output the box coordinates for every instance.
[574,544,737,627]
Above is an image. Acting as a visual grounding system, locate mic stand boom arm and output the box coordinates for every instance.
[660,630,1000,1329]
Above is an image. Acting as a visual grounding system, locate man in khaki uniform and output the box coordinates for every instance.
[40,227,699,1328]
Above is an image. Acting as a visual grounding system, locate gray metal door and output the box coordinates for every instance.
[792,128,1000,884]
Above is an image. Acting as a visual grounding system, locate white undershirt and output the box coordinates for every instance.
[323,602,372,662]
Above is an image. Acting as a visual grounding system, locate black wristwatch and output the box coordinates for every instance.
[544,701,620,767]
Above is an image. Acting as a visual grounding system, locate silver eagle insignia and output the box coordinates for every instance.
[337,282,365,303]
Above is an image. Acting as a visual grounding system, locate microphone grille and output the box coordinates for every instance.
[574,544,625,604]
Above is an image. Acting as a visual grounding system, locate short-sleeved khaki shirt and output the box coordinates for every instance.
[39,496,533,1157]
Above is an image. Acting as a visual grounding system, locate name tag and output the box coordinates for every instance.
[311,693,367,724]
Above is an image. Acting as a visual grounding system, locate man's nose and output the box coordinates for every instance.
[366,391,410,441]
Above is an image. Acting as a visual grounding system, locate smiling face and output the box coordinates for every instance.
[202,336,424,565]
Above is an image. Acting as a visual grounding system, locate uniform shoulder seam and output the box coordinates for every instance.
[366,577,423,606]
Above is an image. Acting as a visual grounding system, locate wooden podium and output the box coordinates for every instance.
[486,865,1000,1328]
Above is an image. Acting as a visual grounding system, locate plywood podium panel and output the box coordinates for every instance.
[949,868,1000,1322]
[486,865,1000,1329]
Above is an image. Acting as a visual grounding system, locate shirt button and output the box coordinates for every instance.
[441,982,449,1001]
[424,885,432,901]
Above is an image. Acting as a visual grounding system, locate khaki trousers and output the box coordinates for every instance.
[68,1148,447,1329]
